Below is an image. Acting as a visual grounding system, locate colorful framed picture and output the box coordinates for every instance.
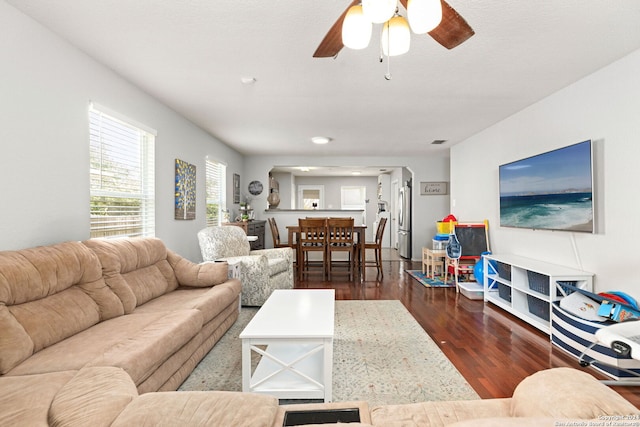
[175,159,196,220]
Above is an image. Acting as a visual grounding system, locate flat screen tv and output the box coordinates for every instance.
[499,140,594,233]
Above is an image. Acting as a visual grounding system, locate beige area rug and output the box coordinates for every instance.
[179,300,479,406]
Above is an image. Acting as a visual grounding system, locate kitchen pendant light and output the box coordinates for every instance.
[407,0,442,33]
[381,15,410,57]
[342,5,372,49]
[362,0,397,24]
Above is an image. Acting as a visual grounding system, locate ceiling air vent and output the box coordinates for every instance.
[431,139,447,145]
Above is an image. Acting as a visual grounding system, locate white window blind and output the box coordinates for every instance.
[89,104,155,238]
[205,158,226,227]
[341,186,366,210]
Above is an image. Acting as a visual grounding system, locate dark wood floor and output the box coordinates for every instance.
[295,257,640,407]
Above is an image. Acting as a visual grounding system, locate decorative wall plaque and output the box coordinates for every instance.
[420,182,448,196]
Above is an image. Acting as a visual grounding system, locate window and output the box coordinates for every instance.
[89,104,156,238]
[341,186,366,210]
[205,158,226,226]
[297,185,324,209]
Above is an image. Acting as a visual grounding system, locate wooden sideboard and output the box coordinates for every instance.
[223,220,266,250]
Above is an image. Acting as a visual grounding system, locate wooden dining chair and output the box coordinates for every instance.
[326,217,356,281]
[267,217,289,248]
[298,217,328,280]
[362,217,387,280]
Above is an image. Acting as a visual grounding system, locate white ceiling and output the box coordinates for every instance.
[8,0,640,158]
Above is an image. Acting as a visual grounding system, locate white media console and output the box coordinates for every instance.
[483,253,594,334]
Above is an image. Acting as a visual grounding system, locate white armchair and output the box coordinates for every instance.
[197,226,294,306]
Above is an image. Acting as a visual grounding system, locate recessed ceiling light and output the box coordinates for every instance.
[311,136,331,145]
[240,76,256,84]
[352,171,361,176]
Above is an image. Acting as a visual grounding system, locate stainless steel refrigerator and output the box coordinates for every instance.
[398,184,411,259]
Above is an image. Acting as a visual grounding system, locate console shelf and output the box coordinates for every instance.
[483,254,594,335]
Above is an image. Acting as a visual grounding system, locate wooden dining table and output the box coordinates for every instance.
[286,224,368,281]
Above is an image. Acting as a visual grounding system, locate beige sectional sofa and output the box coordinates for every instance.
[1,238,639,426]
[2,364,638,426]
[0,237,240,394]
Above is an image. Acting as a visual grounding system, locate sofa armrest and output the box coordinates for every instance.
[48,367,138,427]
[167,250,229,287]
[511,368,640,419]
[221,255,269,280]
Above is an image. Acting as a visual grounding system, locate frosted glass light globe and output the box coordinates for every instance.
[342,5,372,49]
[381,15,411,56]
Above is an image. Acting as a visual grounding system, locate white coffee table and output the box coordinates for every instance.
[239,289,335,402]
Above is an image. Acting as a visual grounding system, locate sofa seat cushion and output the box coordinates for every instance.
[370,398,511,427]
[7,309,203,386]
[511,368,640,419]
[0,370,77,427]
[131,280,241,324]
[268,257,290,276]
[112,391,279,427]
[49,366,138,427]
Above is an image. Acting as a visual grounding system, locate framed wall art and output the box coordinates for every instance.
[233,173,240,204]
[175,159,196,220]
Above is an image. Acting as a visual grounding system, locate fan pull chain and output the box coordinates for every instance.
[380,23,392,81]
[385,55,392,80]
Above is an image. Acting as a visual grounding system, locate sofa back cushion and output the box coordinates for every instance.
[511,367,640,418]
[83,238,179,313]
[0,241,123,374]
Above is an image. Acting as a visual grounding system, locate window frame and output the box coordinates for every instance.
[297,185,325,209]
[88,103,156,239]
[341,185,367,210]
[205,157,227,227]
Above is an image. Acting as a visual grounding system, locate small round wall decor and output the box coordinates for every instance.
[248,180,263,195]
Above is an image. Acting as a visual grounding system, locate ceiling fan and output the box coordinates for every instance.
[313,0,474,58]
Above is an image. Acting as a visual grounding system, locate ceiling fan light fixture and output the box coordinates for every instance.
[381,15,411,57]
[407,0,442,34]
[342,5,372,50]
[362,0,396,24]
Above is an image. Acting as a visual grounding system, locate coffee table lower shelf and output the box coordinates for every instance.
[243,340,332,401]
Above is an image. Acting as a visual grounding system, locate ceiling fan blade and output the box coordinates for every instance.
[313,0,360,58]
[399,0,474,49]
[429,0,474,49]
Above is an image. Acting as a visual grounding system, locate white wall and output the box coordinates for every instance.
[0,3,243,261]
[244,155,451,260]
[450,48,640,294]
[294,175,377,232]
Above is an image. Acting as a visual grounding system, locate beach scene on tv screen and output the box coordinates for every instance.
[499,141,593,233]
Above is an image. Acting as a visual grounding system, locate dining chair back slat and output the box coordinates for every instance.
[298,217,328,280]
[363,217,387,279]
[268,217,289,248]
[326,217,355,280]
